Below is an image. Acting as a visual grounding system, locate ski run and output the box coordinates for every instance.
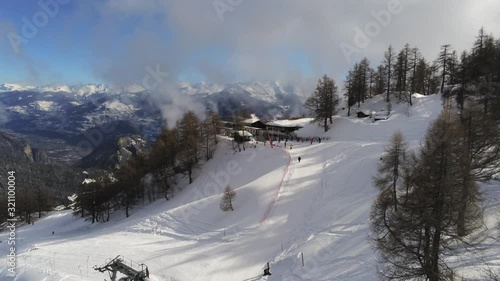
[1,94,499,281]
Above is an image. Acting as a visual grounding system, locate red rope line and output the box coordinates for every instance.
[259,148,292,225]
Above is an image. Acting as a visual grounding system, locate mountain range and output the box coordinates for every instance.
[0,81,307,163]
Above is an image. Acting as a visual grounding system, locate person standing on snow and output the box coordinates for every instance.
[298,156,301,163]
[263,262,272,276]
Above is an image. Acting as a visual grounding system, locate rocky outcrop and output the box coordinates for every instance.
[75,135,149,171]
[0,131,84,202]
[0,131,49,163]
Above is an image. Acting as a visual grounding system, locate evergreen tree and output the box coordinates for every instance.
[455,106,500,236]
[358,58,371,105]
[305,75,340,132]
[34,185,53,218]
[414,57,428,94]
[448,50,459,85]
[403,44,410,95]
[373,130,408,212]
[344,69,356,117]
[367,67,375,99]
[408,47,421,104]
[371,111,484,281]
[373,64,386,97]
[395,48,406,97]
[178,111,202,184]
[220,185,236,211]
[201,111,221,160]
[384,45,396,102]
[437,44,451,94]
[455,51,472,111]
[426,64,440,95]
[17,185,35,224]
[149,127,179,200]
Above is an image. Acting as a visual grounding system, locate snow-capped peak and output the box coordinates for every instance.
[70,84,113,96]
[1,81,301,98]
[0,83,114,95]
[0,83,35,93]
[179,81,224,95]
[38,85,71,93]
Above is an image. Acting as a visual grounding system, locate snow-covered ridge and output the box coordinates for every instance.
[0,84,307,150]
[1,81,305,99]
[101,100,138,113]
[179,81,225,95]
[0,83,141,96]
[31,100,59,112]
[0,83,36,92]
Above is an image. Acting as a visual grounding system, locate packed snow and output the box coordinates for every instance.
[1,94,499,281]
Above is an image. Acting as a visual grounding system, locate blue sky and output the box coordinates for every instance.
[1,0,499,87]
[0,1,98,84]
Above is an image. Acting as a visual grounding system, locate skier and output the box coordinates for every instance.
[290,144,293,150]
[298,156,301,163]
[263,262,272,276]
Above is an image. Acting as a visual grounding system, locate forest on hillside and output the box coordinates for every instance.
[367,28,500,281]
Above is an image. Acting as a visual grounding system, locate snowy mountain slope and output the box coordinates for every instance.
[1,94,498,281]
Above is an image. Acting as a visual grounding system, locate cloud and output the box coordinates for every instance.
[0,20,41,82]
[2,0,497,125]
[3,0,499,89]
[147,74,207,129]
[49,0,498,123]
[72,0,499,87]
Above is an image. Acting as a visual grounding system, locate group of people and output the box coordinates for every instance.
[243,134,334,164]
[301,136,330,144]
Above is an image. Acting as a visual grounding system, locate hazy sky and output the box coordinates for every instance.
[1,0,499,89]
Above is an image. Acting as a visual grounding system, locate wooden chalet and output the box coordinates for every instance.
[219,117,304,142]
